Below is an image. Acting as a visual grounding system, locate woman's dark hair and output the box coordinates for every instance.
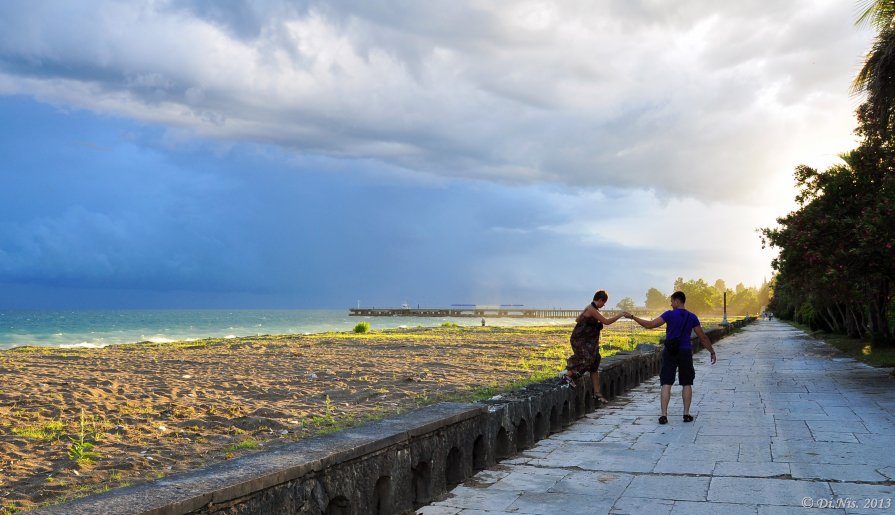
[671,291,686,304]
[593,290,608,302]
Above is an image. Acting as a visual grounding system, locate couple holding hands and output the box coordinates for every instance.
[562,290,716,425]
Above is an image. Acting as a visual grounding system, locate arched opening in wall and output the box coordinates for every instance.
[473,435,486,470]
[495,426,512,459]
[561,400,570,426]
[412,461,433,505]
[584,391,593,411]
[613,379,621,398]
[445,447,463,487]
[574,391,584,417]
[325,495,351,515]
[533,412,547,440]
[373,476,392,515]
[516,418,531,450]
[602,379,611,399]
[549,406,560,433]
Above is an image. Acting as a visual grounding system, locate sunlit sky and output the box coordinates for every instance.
[0,1,875,309]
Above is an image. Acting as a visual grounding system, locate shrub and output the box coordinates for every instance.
[353,322,370,333]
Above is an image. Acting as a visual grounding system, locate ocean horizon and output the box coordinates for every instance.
[0,309,576,350]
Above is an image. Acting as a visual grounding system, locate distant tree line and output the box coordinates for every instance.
[760,1,895,343]
[617,278,770,317]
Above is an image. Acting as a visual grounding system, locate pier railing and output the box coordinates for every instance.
[348,308,653,318]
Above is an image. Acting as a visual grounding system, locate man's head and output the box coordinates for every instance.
[670,291,686,308]
[593,290,608,308]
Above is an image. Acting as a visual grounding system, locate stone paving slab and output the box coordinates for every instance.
[422,321,895,514]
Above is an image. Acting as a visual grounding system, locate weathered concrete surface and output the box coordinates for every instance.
[420,320,895,514]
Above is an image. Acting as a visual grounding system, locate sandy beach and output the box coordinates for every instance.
[0,323,660,512]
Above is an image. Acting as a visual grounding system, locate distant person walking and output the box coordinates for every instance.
[626,291,716,424]
[562,290,625,404]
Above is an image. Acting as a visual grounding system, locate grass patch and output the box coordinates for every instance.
[787,321,895,367]
[353,321,370,333]
[11,420,65,441]
[225,438,260,453]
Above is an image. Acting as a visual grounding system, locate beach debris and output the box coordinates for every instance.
[280,430,289,435]
[307,373,318,380]
[72,469,79,476]
[181,374,192,379]
[157,425,167,431]
[490,395,503,400]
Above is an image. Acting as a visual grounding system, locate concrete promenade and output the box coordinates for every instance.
[419,320,895,514]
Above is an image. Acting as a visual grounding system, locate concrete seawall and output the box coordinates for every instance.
[38,319,753,515]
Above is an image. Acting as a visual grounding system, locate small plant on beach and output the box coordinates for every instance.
[68,409,101,467]
[353,322,370,333]
[440,321,459,328]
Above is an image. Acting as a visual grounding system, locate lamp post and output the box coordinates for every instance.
[721,291,730,327]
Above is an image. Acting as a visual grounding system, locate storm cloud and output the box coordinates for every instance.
[0,1,872,199]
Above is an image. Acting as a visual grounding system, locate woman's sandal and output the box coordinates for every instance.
[658,415,668,425]
[593,394,609,404]
[683,414,694,423]
[559,373,577,388]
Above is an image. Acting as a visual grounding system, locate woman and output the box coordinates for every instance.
[562,290,625,403]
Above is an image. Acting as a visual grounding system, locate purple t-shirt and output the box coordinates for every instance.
[660,309,700,350]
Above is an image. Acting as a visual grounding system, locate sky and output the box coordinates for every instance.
[0,0,876,309]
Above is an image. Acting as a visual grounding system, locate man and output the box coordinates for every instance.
[626,291,716,424]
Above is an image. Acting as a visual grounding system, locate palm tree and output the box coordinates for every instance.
[852,0,895,134]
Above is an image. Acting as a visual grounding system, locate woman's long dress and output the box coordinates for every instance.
[566,316,603,375]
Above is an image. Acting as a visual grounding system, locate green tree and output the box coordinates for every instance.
[761,144,895,340]
[673,277,721,315]
[714,279,726,294]
[616,297,636,311]
[852,0,895,136]
[728,287,760,316]
[645,288,667,311]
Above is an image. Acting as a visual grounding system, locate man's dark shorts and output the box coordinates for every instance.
[660,349,695,386]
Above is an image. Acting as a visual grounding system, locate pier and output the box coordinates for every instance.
[348,307,653,318]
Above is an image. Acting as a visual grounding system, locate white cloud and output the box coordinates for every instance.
[0,0,874,202]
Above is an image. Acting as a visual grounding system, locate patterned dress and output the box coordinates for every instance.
[566,307,603,376]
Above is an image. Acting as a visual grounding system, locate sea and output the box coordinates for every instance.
[0,310,576,350]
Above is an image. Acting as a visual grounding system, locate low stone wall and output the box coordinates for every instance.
[39,318,753,515]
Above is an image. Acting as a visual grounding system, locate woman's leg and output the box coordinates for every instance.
[591,371,608,402]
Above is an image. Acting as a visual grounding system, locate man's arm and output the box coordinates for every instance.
[629,315,666,329]
[694,326,716,364]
